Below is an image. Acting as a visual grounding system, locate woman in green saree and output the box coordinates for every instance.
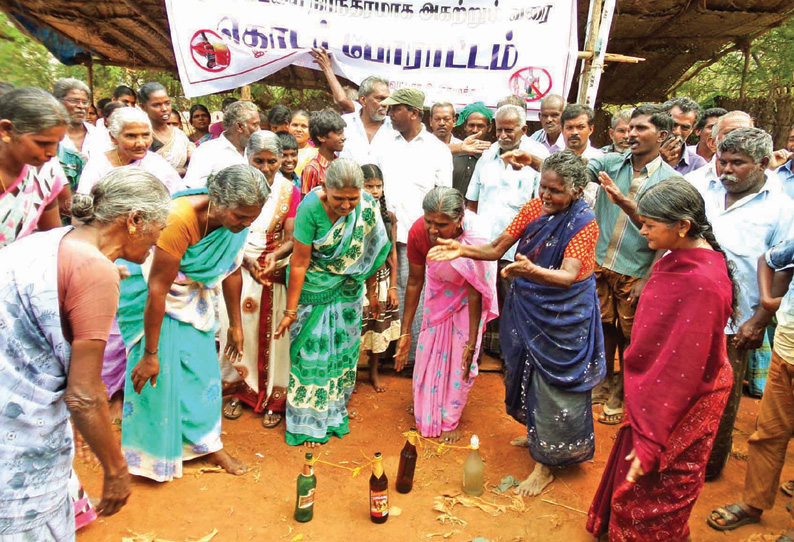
[275,159,391,447]
[118,164,270,481]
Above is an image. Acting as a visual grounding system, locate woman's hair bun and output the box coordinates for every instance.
[70,193,96,223]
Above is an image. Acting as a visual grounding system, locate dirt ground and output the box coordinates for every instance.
[75,364,794,542]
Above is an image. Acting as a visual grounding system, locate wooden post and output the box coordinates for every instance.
[577,0,616,107]
[740,41,752,107]
[241,84,252,101]
[86,59,94,100]
[577,0,602,104]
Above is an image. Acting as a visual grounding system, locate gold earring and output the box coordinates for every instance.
[2,137,9,143]
[129,226,137,234]
[679,231,686,238]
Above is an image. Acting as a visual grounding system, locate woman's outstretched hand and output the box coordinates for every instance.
[501,254,535,279]
[427,238,462,261]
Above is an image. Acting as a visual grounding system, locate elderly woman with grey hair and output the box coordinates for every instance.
[394,186,498,444]
[274,158,391,447]
[220,132,301,428]
[117,164,270,481]
[429,151,605,495]
[0,167,171,540]
[77,107,185,195]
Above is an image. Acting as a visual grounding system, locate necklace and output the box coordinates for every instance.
[116,149,125,167]
[204,200,212,237]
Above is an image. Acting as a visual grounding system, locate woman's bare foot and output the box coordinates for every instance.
[370,364,387,392]
[303,441,323,449]
[440,428,461,443]
[515,463,554,496]
[206,450,246,475]
[510,436,528,447]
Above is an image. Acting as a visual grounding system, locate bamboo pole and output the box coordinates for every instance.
[86,59,94,99]
[577,51,644,64]
[240,84,252,101]
[577,0,604,104]
[739,41,752,106]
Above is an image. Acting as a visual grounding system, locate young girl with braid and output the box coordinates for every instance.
[360,164,400,391]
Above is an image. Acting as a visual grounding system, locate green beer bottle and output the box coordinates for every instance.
[294,452,316,522]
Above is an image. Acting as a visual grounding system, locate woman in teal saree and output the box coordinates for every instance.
[118,164,270,481]
[276,159,391,447]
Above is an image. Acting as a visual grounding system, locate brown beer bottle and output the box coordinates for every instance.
[396,429,419,494]
[369,452,389,523]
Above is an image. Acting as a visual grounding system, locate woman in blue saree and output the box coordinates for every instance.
[118,164,270,482]
[275,159,391,447]
[428,151,605,496]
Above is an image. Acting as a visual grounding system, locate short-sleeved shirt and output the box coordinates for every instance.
[529,128,565,153]
[376,127,453,243]
[776,160,794,200]
[57,235,120,343]
[586,152,678,278]
[157,197,202,259]
[183,133,246,189]
[673,146,708,175]
[503,198,599,280]
[293,190,334,246]
[406,217,434,266]
[766,236,794,363]
[339,113,396,165]
[465,139,540,261]
[697,173,794,332]
[300,153,331,195]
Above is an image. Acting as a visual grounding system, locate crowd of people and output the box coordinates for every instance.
[3,48,794,542]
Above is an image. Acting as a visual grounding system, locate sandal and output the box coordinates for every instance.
[591,385,611,406]
[782,480,794,497]
[776,536,794,542]
[262,410,282,429]
[706,503,761,532]
[223,398,244,420]
[598,404,624,425]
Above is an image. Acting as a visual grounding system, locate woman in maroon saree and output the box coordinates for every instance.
[587,178,736,541]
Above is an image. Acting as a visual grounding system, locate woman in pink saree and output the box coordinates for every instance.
[395,187,497,442]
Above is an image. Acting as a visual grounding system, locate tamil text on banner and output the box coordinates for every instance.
[166,0,578,117]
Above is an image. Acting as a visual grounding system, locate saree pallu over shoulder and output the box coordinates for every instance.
[502,198,605,393]
[293,192,391,305]
[413,229,498,437]
[285,193,390,446]
[0,227,75,532]
[118,189,248,347]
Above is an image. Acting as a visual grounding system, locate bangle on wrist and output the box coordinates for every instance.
[388,286,398,291]
[284,309,297,317]
[145,347,158,355]
[399,333,410,339]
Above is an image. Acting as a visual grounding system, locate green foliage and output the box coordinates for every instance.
[677,18,794,102]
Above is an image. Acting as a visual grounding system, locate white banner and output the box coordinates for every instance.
[166,0,578,117]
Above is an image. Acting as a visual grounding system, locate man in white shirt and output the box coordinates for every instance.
[685,110,754,191]
[561,104,604,205]
[338,76,396,165]
[53,78,109,161]
[465,104,540,357]
[184,101,260,188]
[376,87,452,363]
[697,128,794,479]
[529,94,566,153]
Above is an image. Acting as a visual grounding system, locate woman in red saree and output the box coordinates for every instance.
[587,178,736,541]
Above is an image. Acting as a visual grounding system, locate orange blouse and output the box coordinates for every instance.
[503,198,599,280]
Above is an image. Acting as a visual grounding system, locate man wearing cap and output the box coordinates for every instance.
[375,88,453,365]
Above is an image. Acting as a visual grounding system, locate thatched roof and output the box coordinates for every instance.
[4,0,794,104]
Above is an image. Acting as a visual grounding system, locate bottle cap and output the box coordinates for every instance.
[470,435,480,449]
[304,452,313,460]
[374,452,382,459]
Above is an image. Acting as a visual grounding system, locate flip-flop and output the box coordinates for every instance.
[222,398,244,420]
[776,536,794,542]
[262,410,282,429]
[598,404,624,426]
[706,503,761,532]
[782,480,794,497]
